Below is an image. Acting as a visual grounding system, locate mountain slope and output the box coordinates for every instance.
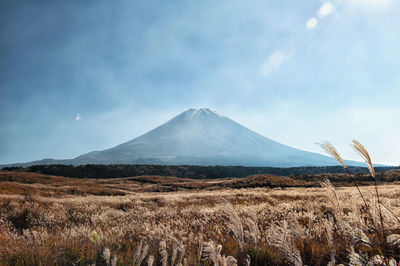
[72,108,350,167]
[1,108,365,167]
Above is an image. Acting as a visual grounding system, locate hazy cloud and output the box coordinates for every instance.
[260,51,284,76]
[1,1,399,165]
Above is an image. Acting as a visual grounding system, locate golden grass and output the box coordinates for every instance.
[0,171,316,197]
[1,171,400,265]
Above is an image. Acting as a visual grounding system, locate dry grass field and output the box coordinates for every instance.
[1,171,400,265]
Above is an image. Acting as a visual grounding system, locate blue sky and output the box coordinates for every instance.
[1,0,399,165]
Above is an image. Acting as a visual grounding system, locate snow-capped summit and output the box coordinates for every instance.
[180,108,224,119]
[71,108,343,167]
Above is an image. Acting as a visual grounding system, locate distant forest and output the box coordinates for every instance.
[2,164,399,180]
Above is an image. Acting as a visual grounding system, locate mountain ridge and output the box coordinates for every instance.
[1,108,365,167]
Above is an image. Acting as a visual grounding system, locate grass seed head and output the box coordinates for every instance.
[318,141,347,169]
[352,140,375,178]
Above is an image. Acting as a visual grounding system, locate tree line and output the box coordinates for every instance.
[2,164,398,180]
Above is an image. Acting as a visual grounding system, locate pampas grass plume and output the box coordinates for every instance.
[318,141,347,169]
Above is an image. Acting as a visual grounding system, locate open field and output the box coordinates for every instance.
[0,171,315,197]
[1,171,400,265]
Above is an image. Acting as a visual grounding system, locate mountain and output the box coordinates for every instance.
[2,108,364,167]
[71,108,356,167]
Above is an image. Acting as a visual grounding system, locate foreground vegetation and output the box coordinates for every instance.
[0,171,400,265]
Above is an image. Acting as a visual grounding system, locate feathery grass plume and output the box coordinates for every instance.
[245,213,259,246]
[201,240,221,265]
[147,255,154,266]
[318,141,347,169]
[339,221,373,250]
[219,199,244,250]
[201,240,237,266]
[159,240,168,266]
[380,203,400,224]
[219,255,237,266]
[348,250,367,265]
[352,140,375,177]
[352,139,386,246]
[133,239,148,266]
[102,247,111,265]
[386,234,400,248]
[170,236,185,266]
[320,179,342,221]
[318,140,380,242]
[267,220,303,266]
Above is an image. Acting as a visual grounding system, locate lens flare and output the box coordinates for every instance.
[306,17,318,29]
[318,2,333,18]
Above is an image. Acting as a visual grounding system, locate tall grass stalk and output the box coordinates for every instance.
[320,140,388,258]
[352,139,386,245]
[318,142,375,228]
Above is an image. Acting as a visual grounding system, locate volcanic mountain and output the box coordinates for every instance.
[70,108,343,167]
[3,108,363,167]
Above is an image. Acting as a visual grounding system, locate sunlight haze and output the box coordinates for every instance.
[1,0,399,166]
